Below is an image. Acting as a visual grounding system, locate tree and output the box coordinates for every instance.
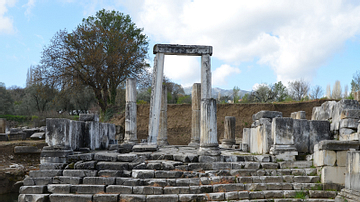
[288,79,310,101]
[272,81,287,102]
[344,85,348,98]
[233,86,240,103]
[24,84,57,114]
[35,9,148,114]
[351,71,360,92]
[332,80,342,99]
[0,83,14,115]
[326,84,331,99]
[310,85,323,100]
[249,84,273,103]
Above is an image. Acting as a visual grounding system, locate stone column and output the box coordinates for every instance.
[0,118,5,133]
[188,83,201,147]
[148,53,165,144]
[201,54,212,100]
[198,54,219,156]
[198,98,220,156]
[124,78,137,144]
[220,116,236,148]
[157,85,169,146]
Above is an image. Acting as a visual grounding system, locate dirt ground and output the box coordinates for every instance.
[110,100,330,145]
[0,140,46,194]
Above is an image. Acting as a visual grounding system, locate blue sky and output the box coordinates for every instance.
[1,0,360,95]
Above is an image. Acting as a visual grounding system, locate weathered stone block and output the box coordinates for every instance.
[242,128,250,152]
[132,170,155,178]
[153,44,213,56]
[93,194,118,202]
[293,119,310,153]
[132,144,158,152]
[314,150,336,167]
[337,151,348,166]
[0,133,8,141]
[49,194,92,202]
[62,170,97,178]
[18,194,49,202]
[52,176,81,185]
[309,120,330,153]
[119,194,146,202]
[317,140,360,151]
[83,177,115,185]
[19,185,47,194]
[321,166,346,185]
[94,152,118,162]
[30,132,45,140]
[0,118,5,133]
[295,111,306,119]
[272,117,294,145]
[341,109,360,119]
[79,113,99,122]
[47,184,71,193]
[71,185,105,194]
[340,118,360,129]
[96,162,128,170]
[252,110,282,122]
[14,146,41,154]
[146,194,178,202]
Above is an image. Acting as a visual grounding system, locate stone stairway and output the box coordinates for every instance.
[19,146,342,202]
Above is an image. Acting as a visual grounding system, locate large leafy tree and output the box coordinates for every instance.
[35,9,148,114]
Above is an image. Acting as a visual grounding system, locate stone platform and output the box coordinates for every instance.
[18,145,341,202]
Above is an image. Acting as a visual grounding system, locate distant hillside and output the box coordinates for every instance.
[183,86,250,98]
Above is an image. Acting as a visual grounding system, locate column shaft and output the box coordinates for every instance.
[220,116,236,148]
[124,78,137,144]
[201,54,212,99]
[158,85,169,146]
[148,53,165,144]
[189,83,201,146]
[198,98,220,155]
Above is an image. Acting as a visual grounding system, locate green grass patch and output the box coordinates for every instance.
[294,191,307,199]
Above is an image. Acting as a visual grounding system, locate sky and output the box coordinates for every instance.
[1,0,360,94]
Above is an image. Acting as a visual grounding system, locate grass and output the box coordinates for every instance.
[294,191,307,199]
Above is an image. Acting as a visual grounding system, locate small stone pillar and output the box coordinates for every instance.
[157,85,169,146]
[198,98,220,156]
[0,118,5,133]
[296,111,306,119]
[189,83,201,146]
[220,116,236,148]
[148,53,165,144]
[124,78,137,144]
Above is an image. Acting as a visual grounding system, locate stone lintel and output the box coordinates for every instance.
[153,44,213,56]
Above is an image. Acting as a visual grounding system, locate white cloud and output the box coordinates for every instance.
[212,64,241,86]
[123,0,360,85]
[252,83,268,91]
[163,55,200,87]
[23,0,35,18]
[0,0,16,34]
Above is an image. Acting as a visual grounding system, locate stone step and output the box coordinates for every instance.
[63,160,314,171]
[67,151,278,163]
[23,174,322,187]
[19,182,338,195]
[17,192,337,202]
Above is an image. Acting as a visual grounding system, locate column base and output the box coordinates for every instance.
[335,188,360,202]
[198,146,221,156]
[219,139,235,149]
[188,141,200,147]
[270,145,298,161]
[157,140,169,146]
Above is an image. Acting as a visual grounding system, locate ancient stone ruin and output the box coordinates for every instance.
[16,44,360,202]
